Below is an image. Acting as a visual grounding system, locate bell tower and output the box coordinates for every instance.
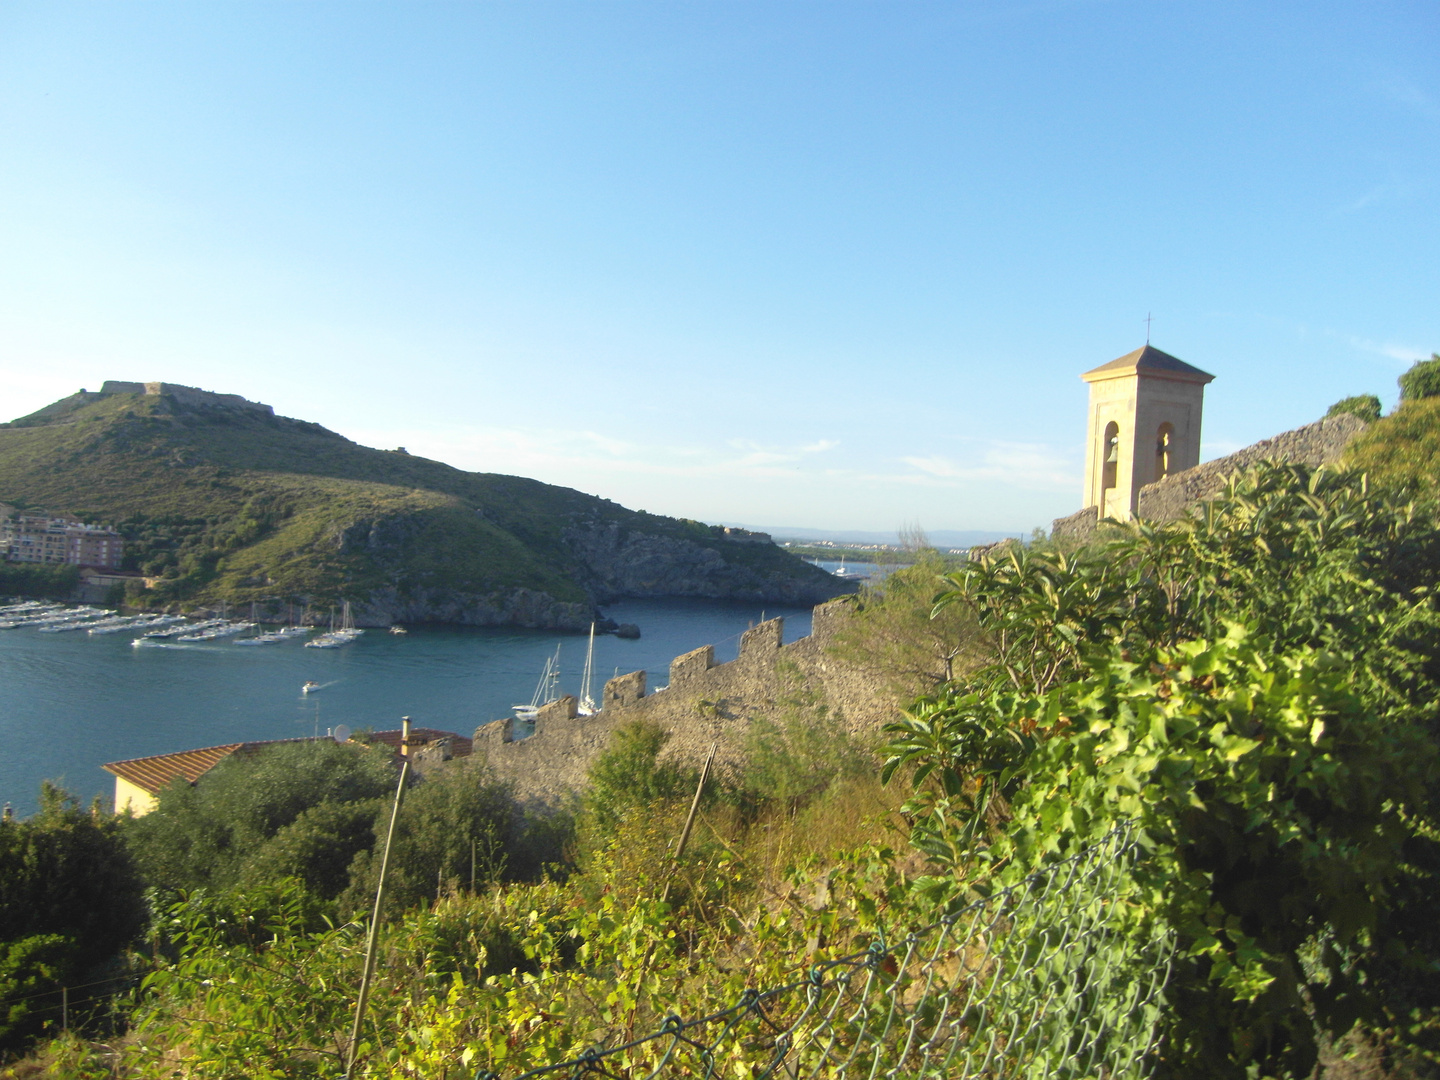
[1080,345,1215,521]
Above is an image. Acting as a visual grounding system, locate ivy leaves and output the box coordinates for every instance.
[886,463,1440,1077]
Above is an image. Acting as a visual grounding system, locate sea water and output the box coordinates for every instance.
[0,596,830,817]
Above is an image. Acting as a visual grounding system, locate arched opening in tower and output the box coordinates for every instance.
[1101,421,1119,517]
[1154,422,1175,482]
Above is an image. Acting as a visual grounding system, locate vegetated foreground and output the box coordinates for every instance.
[0,387,843,626]
[7,397,1440,1077]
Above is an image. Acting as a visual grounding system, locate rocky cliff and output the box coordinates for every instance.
[562,519,845,606]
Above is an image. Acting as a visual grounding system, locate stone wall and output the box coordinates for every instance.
[472,598,902,809]
[1134,413,1367,522]
[1051,413,1369,540]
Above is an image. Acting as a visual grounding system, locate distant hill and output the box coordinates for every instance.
[0,384,845,628]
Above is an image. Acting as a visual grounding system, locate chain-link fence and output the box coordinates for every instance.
[477,824,1172,1080]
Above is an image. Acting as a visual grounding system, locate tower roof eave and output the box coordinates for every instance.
[1081,345,1215,385]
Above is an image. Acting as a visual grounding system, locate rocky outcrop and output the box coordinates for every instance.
[350,586,590,630]
[561,520,848,606]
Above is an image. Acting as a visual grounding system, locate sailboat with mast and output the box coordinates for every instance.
[578,623,598,716]
[305,601,364,648]
[512,644,562,724]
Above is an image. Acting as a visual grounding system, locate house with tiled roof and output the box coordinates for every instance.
[102,726,472,815]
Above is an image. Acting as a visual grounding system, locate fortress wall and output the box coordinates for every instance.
[99,380,274,415]
[472,598,903,809]
[1135,412,1366,523]
[1051,413,1369,541]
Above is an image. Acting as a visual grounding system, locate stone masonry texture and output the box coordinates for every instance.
[472,599,901,809]
[1051,412,1368,541]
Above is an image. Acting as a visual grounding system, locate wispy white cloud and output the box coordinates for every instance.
[345,424,847,485]
[1344,335,1429,364]
[897,440,1074,490]
[1338,173,1419,214]
[343,423,1076,500]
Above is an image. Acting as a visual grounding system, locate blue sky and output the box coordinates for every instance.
[1,2,1435,534]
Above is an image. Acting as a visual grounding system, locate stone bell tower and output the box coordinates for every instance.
[1081,345,1215,521]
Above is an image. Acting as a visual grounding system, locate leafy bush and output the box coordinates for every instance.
[578,721,698,841]
[125,741,399,898]
[0,785,146,1054]
[341,760,518,916]
[1399,353,1440,401]
[1324,393,1382,422]
[0,562,79,600]
[827,553,981,693]
[885,463,1440,1077]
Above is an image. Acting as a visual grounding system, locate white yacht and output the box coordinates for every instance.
[512,645,562,722]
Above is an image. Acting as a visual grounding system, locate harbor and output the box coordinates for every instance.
[0,596,814,817]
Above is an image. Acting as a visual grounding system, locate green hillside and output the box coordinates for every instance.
[0,387,843,624]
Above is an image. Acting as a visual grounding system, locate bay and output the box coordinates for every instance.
[0,596,822,817]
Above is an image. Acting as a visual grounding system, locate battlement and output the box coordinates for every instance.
[472,598,898,809]
[721,527,773,545]
[99,381,274,415]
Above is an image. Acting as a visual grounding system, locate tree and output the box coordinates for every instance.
[125,740,399,896]
[0,785,146,1053]
[1324,393,1381,423]
[342,760,516,915]
[1398,353,1440,401]
[828,553,983,693]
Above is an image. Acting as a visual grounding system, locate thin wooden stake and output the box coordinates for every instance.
[661,742,716,906]
[61,985,67,1031]
[674,742,716,864]
[345,718,411,1078]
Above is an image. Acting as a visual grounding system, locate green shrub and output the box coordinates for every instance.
[1398,353,1440,401]
[0,562,79,599]
[0,785,146,1055]
[341,761,516,916]
[125,740,399,897]
[0,934,76,1052]
[886,462,1440,1077]
[1324,393,1381,422]
[579,721,697,843]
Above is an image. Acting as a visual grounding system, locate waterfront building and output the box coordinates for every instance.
[0,508,125,569]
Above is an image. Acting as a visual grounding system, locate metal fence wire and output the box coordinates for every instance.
[476,824,1174,1080]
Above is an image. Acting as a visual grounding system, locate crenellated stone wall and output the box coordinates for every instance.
[472,598,901,809]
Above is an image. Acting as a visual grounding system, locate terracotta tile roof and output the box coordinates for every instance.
[366,727,473,757]
[1082,345,1215,384]
[102,737,321,796]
